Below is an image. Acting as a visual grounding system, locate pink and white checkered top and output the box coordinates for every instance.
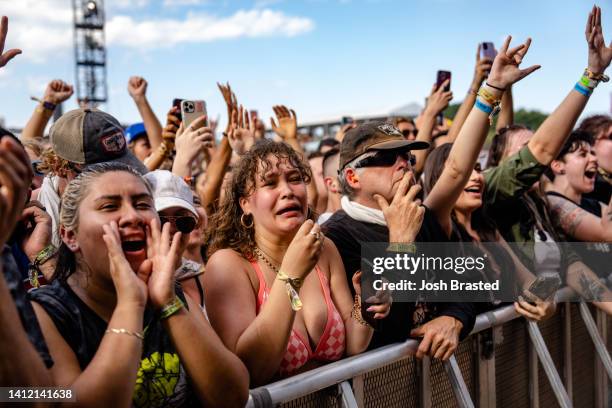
[251,261,346,377]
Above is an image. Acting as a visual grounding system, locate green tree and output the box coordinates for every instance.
[514,108,548,130]
[445,102,548,130]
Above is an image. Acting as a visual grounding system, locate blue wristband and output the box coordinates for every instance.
[574,82,592,97]
[475,99,493,115]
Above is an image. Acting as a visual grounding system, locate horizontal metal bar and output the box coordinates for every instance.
[247,341,419,407]
[246,286,580,407]
[578,301,612,381]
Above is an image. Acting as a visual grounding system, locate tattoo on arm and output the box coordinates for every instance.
[577,269,605,302]
[549,197,587,237]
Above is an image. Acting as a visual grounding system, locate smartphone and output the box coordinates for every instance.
[436,70,451,92]
[480,42,497,60]
[172,98,183,109]
[341,116,353,126]
[525,276,560,302]
[181,100,207,129]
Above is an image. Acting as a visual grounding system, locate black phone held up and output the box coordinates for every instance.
[436,70,451,92]
[172,98,184,120]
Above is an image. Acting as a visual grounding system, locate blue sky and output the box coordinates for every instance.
[0,0,610,130]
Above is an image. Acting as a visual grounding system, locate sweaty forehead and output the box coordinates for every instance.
[87,172,151,200]
[258,155,299,176]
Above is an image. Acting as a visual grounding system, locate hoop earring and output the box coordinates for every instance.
[241,213,254,229]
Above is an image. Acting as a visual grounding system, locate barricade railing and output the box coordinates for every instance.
[247,286,612,408]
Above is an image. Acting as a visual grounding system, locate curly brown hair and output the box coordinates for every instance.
[206,139,312,260]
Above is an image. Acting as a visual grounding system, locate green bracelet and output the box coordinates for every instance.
[34,244,57,266]
[160,297,185,320]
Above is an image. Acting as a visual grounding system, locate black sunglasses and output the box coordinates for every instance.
[354,150,416,168]
[31,160,44,176]
[160,215,198,234]
[401,129,418,138]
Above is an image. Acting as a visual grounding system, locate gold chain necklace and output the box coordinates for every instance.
[253,246,281,274]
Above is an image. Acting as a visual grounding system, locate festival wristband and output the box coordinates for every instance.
[574,82,592,97]
[277,270,303,311]
[475,99,494,115]
[160,297,185,320]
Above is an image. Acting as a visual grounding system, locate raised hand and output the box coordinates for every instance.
[175,115,214,164]
[161,107,181,142]
[102,221,150,308]
[43,80,74,105]
[424,80,453,117]
[280,220,324,281]
[146,218,183,309]
[217,82,238,132]
[0,137,32,248]
[20,201,52,261]
[228,105,255,155]
[270,105,298,141]
[487,36,541,90]
[0,16,21,68]
[373,171,425,244]
[585,5,612,74]
[127,76,148,101]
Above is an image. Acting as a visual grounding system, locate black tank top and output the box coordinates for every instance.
[546,191,611,280]
[29,281,199,407]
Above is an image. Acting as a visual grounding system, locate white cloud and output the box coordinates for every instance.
[0,1,313,61]
[106,9,314,49]
[0,0,72,62]
[112,0,150,9]
[163,0,207,6]
[26,76,50,96]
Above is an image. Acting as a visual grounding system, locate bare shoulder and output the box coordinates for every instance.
[320,237,344,279]
[205,248,256,290]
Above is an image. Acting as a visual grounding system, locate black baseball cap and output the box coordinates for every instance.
[339,121,429,169]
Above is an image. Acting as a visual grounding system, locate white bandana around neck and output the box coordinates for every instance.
[341,195,387,226]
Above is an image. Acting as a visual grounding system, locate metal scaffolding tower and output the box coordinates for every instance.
[72,0,107,107]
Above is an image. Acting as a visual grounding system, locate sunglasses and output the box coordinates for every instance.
[160,215,198,234]
[354,150,416,168]
[401,129,418,138]
[31,160,44,176]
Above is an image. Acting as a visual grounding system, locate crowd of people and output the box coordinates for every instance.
[1,6,611,407]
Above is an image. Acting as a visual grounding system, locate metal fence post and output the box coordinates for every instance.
[477,328,496,408]
[562,302,573,401]
[352,375,364,407]
[528,328,539,408]
[338,380,358,408]
[527,321,572,408]
[443,356,475,408]
[419,356,432,408]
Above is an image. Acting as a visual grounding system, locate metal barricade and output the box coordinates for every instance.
[247,287,612,408]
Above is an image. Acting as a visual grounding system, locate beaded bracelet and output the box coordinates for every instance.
[351,295,372,328]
